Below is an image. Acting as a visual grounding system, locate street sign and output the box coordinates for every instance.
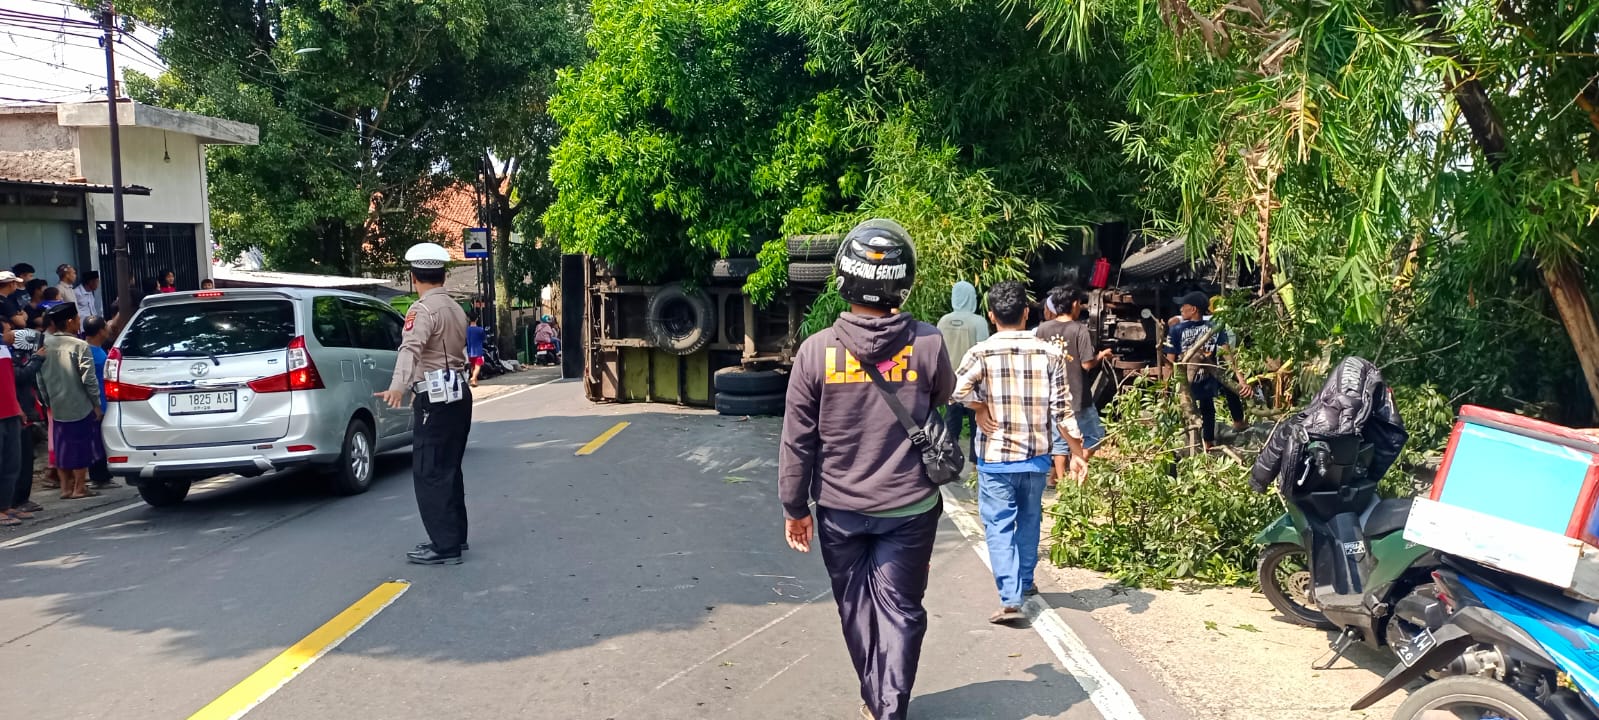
[464,227,490,259]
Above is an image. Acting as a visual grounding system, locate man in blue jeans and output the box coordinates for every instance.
[952,281,1084,625]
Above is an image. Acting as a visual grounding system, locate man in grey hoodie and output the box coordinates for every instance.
[779,219,954,720]
[937,280,989,462]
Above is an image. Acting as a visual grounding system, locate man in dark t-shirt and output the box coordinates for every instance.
[1164,292,1250,449]
[1036,285,1112,484]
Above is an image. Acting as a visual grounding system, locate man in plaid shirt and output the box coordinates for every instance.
[951,281,1084,624]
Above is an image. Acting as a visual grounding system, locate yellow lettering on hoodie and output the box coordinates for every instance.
[825,345,916,384]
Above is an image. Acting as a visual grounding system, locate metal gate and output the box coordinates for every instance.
[96,222,200,309]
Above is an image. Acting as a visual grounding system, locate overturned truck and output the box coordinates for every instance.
[574,228,1234,413]
[577,238,832,413]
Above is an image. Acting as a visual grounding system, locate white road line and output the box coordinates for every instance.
[0,475,239,550]
[751,652,811,694]
[3,379,562,549]
[940,486,1148,720]
[474,376,563,409]
[0,500,144,549]
[650,589,831,692]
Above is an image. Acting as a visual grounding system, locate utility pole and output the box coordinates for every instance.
[99,5,133,326]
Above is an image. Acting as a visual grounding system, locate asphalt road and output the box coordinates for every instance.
[0,378,1188,720]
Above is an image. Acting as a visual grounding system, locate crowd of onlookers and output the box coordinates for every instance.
[937,279,1250,624]
[0,261,203,527]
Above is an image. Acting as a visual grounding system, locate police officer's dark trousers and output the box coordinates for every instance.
[413,388,472,552]
[817,502,941,720]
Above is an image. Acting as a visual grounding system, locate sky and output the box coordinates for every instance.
[0,0,166,106]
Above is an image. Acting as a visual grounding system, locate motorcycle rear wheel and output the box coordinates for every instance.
[1392,675,1554,720]
[1258,543,1335,629]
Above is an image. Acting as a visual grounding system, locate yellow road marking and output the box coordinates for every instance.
[575,421,631,456]
[188,581,411,720]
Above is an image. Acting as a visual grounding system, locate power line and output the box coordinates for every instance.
[124,32,409,141]
[0,8,101,29]
[0,20,102,43]
[0,71,92,93]
[0,46,103,80]
[115,36,166,72]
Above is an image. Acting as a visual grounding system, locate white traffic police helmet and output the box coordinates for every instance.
[405,242,451,269]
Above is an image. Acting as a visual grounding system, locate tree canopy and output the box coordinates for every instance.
[545,0,1140,315]
[122,0,581,276]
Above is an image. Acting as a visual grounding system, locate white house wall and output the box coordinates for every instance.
[77,126,207,225]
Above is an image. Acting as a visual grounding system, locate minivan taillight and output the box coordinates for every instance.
[247,336,324,393]
[103,347,155,402]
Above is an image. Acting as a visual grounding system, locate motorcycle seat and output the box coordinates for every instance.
[1361,497,1411,539]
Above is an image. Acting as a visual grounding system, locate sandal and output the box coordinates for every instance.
[19,502,43,513]
[988,607,1024,625]
[6,508,33,520]
[0,515,18,527]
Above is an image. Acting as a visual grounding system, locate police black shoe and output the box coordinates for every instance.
[415,542,469,552]
[406,547,463,565]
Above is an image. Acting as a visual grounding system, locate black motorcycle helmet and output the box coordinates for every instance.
[834,218,917,309]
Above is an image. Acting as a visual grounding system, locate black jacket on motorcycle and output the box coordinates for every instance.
[1250,356,1409,493]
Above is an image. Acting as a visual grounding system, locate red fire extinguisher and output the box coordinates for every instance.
[1089,257,1111,289]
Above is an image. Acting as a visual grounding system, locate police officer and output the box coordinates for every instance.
[376,242,473,565]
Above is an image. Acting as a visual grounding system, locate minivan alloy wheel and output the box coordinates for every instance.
[326,419,376,496]
[350,430,372,486]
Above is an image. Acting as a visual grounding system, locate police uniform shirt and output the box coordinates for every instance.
[390,288,469,393]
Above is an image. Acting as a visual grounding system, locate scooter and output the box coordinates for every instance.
[534,340,559,366]
[1352,558,1599,719]
[1254,435,1441,667]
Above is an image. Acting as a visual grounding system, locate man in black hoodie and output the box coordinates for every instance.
[779,219,954,720]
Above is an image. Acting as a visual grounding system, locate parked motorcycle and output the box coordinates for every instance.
[1251,357,1440,666]
[1352,559,1599,720]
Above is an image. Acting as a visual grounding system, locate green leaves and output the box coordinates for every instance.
[547,0,1138,309]
[125,0,580,274]
[1050,380,1281,588]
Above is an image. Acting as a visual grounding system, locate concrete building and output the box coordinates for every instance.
[0,100,257,306]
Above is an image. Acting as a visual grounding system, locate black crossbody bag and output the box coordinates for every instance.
[861,363,965,485]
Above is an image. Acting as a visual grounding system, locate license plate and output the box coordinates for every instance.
[169,390,237,415]
[1396,627,1438,667]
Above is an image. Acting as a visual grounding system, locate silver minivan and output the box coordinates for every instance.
[103,288,414,506]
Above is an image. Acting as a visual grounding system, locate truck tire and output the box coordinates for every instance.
[787,234,843,260]
[715,391,786,416]
[715,367,788,395]
[1121,235,1191,278]
[788,262,834,286]
[646,283,716,355]
[138,479,191,508]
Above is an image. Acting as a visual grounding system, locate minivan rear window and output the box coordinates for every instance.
[120,300,297,358]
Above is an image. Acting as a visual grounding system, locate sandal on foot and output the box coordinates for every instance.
[988,607,1024,625]
[19,502,43,513]
[6,509,33,520]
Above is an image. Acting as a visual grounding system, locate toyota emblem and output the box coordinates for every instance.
[189,362,210,378]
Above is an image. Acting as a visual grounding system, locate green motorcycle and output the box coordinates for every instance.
[1254,437,1440,665]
